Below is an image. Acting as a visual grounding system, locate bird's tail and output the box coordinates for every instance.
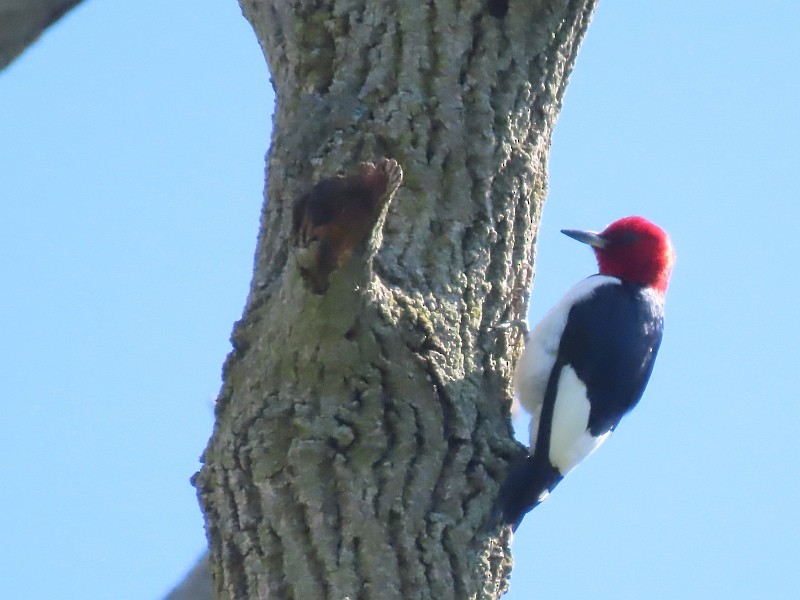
[489,454,563,531]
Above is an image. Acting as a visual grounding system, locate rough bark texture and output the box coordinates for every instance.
[0,0,82,72]
[194,1,598,598]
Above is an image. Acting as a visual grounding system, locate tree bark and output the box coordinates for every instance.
[194,1,598,598]
[0,0,82,72]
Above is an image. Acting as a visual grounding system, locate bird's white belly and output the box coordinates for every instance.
[515,275,621,454]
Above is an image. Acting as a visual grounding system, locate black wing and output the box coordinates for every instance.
[490,281,664,530]
[558,281,664,436]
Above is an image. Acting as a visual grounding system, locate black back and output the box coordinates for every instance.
[558,280,664,436]
[490,279,665,530]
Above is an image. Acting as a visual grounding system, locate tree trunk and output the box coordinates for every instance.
[194,1,598,598]
[0,0,82,71]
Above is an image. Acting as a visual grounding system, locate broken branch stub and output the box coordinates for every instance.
[292,158,403,293]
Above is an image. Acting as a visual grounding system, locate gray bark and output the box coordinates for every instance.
[194,1,598,598]
[0,0,82,72]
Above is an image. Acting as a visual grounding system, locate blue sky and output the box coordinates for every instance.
[2,1,798,599]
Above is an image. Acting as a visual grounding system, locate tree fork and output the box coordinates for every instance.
[195,0,599,598]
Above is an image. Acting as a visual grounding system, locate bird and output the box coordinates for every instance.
[491,216,675,530]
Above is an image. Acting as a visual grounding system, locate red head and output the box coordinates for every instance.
[562,216,675,294]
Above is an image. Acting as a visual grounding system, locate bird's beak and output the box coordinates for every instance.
[561,229,608,249]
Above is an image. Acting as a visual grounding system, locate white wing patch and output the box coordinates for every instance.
[515,275,620,451]
[549,365,611,474]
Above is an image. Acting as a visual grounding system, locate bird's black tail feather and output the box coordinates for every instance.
[489,454,563,531]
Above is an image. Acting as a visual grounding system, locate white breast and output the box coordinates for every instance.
[514,275,620,451]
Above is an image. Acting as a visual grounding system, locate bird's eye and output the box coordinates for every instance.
[618,232,639,245]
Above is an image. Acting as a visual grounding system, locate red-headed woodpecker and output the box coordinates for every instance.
[492,216,675,530]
